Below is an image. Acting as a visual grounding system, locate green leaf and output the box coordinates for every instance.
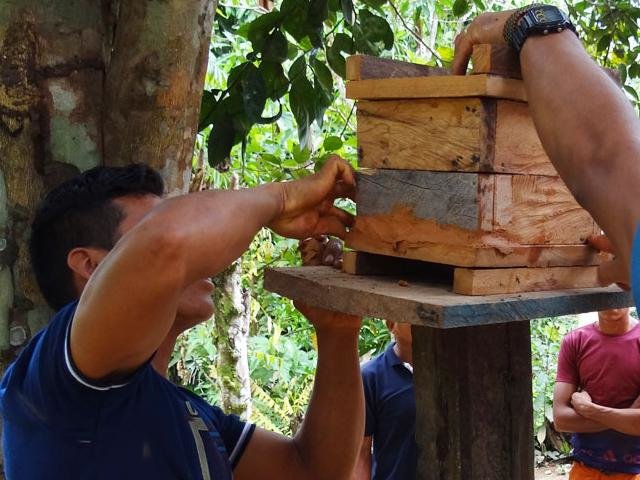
[289,76,316,149]
[259,61,290,100]
[341,0,354,25]
[327,32,355,78]
[323,135,343,151]
[262,29,289,62]
[198,89,221,132]
[624,84,639,101]
[354,9,394,55]
[313,76,333,128]
[452,0,470,17]
[629,63,640,78]
[282,0,312,43]
[596,33,612,53]
[289,55,307,82]
[311,57,334,91]
[239,64,267,123]
[247,11,283,51]
[207,114,236,170]
[309,0,329,27]
[360,0,387,8]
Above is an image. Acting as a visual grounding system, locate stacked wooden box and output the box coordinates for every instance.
[344,46,604,295]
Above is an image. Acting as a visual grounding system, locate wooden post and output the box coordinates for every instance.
[412,322,534,480]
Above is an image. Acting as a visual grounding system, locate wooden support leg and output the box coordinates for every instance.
[412,322,534,480]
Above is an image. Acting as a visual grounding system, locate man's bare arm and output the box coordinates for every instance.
[71,157,355,382]
[553,383,606,433]
[453,11,640,285]
[572,390,640,436]
[352,437,372,480]
[235,307,364,480]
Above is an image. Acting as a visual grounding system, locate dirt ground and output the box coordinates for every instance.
[535,464,570,479]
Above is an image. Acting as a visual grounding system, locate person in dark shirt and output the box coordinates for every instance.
[0,159,364,480]
[353,321,416,480]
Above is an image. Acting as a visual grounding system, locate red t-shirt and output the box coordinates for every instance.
[556,322,640,473]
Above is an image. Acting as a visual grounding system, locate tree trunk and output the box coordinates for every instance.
[0,1,216,475]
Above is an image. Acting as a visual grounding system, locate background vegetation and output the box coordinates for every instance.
[172,0,640,462]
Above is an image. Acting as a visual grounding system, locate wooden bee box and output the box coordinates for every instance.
[343,48,605,294]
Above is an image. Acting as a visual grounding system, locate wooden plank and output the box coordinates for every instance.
[357,98,555,175]
[264,267,632,328]
[413,322,534,479]
[453,266,599,295]
[472,44,521,79]
[346,74,527,102]
[470,44,621,84]
[492,175,600,245]
[346,54,448,81]
[350,170,598,258]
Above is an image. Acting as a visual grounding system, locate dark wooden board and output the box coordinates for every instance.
[346,54,448,81]
[264,267,632,328]
[414,322,534,479]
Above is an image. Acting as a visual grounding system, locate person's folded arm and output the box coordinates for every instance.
[553,382,606,433]
[572,390,640,436]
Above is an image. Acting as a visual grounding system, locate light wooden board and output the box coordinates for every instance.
[472,44,521,79]
[350,170,599,257]
[346,74,527,102]
[357,98,555,175]
[264,267,632,328]
[453,266,599,295]
[346,54,448,81]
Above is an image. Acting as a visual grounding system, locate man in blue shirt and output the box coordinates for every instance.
[453,8,640,304]
[353,321,416,480]
[1,158,364,479]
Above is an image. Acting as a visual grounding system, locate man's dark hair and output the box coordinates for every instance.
[29,164,164,310]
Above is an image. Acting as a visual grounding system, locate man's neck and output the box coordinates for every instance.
[393,341,412,365]
[598,315,636,336]
[151,329,180,377]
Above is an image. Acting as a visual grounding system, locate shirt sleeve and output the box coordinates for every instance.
[362,365,376,437]
[210,405,256,469]
[556,333,579,385]
[632,224,640,308]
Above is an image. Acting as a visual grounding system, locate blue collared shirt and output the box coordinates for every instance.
[362,343,416,480]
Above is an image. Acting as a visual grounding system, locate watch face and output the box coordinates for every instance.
[531,6,565,25]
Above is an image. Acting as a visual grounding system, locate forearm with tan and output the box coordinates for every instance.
[520,32,640,274]
[351,437,372,480]
[553,404,606,434]
[575,401,640,436]
[292,326,365,480]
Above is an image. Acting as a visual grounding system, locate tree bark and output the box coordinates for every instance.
[0,1,216,475]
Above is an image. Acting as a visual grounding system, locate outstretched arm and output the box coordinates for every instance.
[453,10,640,286]
[553,382,606,434]
[71,157,355,382]
[235,306,364,480]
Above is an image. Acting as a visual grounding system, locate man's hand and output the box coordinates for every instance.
[295,302,362,334]
[269,156,356,240]
[571,390,595,417]
[452,10,514,74]
[299,236,344,268]
[588,235,630,289]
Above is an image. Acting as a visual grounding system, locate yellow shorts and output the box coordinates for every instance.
[570,462,640,479]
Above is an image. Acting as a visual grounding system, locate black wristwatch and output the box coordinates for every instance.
[504,4,577,53]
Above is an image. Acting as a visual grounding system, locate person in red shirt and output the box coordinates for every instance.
[554,308,640,479]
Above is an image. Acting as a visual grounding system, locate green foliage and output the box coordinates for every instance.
[531,316,577,461]
[182,0,640,452]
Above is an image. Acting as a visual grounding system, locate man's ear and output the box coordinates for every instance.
[67,247,108,281]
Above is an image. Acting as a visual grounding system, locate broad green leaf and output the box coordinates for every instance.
[247,11,282,51]
[323,135,343,151]
[341,0,354,25]
[327,32,355,78]
[629,63,640,78]
[282,0,312,42]
[198,89,221,132]
[355,9,394,55]
[311,57,334,91]
[452,0,470,17]
[262,29,289,62]
[309,0,329,27]
[313,76,333,128]
[259,61,290,100]
[289,76,316,149]
[289,56,307,83]
[596,33,612,53]
[239,64,267,123]
[207,115,236,170]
